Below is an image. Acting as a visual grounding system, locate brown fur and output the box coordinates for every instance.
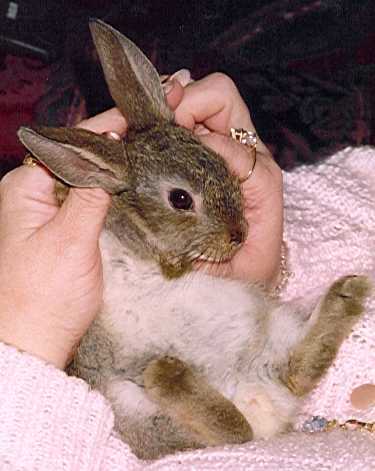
[144,356,253,446]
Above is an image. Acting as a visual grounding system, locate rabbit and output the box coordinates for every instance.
[17,19,372,460]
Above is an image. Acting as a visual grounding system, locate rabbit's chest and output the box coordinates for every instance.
[99,232,266,386]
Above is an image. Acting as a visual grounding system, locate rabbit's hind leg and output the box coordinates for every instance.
[106,376,202,459]
[284,275,372,397]
[143,356,253,447]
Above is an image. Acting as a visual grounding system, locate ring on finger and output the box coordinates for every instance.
[230,128,257,183]
[23,155,38,167]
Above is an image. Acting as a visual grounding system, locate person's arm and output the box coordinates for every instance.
[0,342,119,470]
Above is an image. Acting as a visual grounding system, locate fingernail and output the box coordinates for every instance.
[170,69,192,87]
[160,74,170,84]
[103,131,121,141]
[194,124,210,136]
[162,79,174,95]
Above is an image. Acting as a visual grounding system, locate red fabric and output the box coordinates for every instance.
[0,55,51,168]
[0,54,86,175]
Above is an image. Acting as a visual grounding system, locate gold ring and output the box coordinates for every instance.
[23,155,38,167]
[238,149,257,184]
[230,128,257,183]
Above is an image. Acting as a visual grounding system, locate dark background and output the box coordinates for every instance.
[1,0,374,176]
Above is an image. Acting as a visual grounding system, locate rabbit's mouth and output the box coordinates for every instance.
[190,244,241,264]
[158,240,242,278]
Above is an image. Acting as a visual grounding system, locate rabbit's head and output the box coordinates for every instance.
[18,20,247,278]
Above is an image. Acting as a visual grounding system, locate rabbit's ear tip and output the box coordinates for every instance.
[17,126,35,139]
[89,18,111,34]
[17,126,44,149]
[88,17,102,26]
[89,18,101,34]
[18,126,48,137]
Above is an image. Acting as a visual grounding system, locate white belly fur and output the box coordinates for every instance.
[99,231,298,438]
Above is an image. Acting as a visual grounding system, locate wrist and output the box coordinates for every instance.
[0,317,76,369]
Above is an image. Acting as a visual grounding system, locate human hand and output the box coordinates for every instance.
[172,73,284,288]
[0,150,112,369]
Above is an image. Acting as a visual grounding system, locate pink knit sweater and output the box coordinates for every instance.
[1,146,374,470]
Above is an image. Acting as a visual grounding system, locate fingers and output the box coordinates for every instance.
[0,165,58,223]
[169,69,193,88]
[198,133,280,187]
[162,69,193,110]
[1,164,55,200]
[172,72,271,158]
[77,108,128,136]
[0,165,59,241]
[174,73,252,133]
[0,164,110,244]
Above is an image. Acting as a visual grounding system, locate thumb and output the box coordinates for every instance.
[54,187,111,243]
[1,164,57,206]
[0,165,60,237]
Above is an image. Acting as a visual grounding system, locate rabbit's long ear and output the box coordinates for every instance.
[89,19,173,132]
[18,127,129,194]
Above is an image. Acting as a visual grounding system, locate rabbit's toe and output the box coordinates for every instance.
[143,356,192,396]
[327,275,372,317]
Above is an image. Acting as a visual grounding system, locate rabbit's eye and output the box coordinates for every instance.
[168,188,194,211]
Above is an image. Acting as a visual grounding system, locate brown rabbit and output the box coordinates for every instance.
[17,19,372,460]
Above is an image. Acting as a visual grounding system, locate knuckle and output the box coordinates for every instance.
[0,168,21,197]
[75,119,88,129]
[208,72,237,94]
